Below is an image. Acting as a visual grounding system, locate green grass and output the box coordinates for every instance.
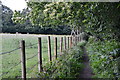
[0,34,69,78]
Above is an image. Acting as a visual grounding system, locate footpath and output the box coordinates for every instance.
[78,46,94,79]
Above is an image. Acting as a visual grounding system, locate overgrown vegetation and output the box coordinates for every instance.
[86,37,120,78]
[37,42,85,78]
[1,1,120,78]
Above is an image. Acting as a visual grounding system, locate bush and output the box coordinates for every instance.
[86,37,120,78]
[37,43,85,78]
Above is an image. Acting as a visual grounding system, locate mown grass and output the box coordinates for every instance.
[0,34,68,78]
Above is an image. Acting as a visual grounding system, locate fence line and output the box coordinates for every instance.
[0,42,38,55]
[1,35,81,79]
[0,41,41,78]
[2,35,120,79]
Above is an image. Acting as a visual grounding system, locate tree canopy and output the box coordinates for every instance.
[13,2,120,41]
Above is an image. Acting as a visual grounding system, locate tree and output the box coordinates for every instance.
[13,2,120,41]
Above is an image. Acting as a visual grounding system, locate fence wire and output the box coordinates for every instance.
[27,62,39,73]
[26,53,38,61]
[25,43,38,48]
[0,61,21,77]
[0,47,20,55]
[1,42,39,78]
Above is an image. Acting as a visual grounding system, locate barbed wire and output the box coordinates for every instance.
[27,62,39,73]
[0,42,38,55]
[0,61,21,77]
[0,47,20,55]
[26,53,38,61]
[26,50,48,61]
[25,43,38,48]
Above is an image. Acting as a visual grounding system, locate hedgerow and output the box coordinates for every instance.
[37,42,86,78]
[86,37,120,78]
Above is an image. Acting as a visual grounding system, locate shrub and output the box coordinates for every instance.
[37,43,85,78]
[86,37,120,78]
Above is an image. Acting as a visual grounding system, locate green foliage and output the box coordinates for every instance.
[84,3,120,41]
[86,37,120,78]
[12,2,120,40]
[38,44,84,78]
[1,3,71,34]
[77,40,87,47]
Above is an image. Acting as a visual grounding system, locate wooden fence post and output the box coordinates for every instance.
[79,33,81,42]
[20,40,26,80]
[78,35,80,42]
[73,36,75,46]
[70,36,72,48]
[38,37,43,72]
[48,36,52,62]
[76,36,78,44]
[54,37,57,59]
[60,37,63,54]
[75,36,77,45]
[68,37,69,49]
[64,37,66,50]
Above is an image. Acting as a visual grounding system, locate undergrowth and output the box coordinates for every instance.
[37,41,86,78]
[86,37,120,78]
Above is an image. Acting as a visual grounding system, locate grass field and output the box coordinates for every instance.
[0,33,69,78]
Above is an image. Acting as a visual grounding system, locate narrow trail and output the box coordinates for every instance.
[78,46,94,79]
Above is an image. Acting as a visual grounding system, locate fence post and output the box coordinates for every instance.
[75,35,78,45]
[54,37,57,59]
[79,33,81,42]
[78,35,80,42]
[64,37,66,50]
[70,36,72,48]
[76,36,78,45]
[20,40,26,80]
[48,36,52,62]
[60,37,63,54]
[38,37,43,72]
[75,36,77,45]
[68,37,69,49]
[73,36,75,46]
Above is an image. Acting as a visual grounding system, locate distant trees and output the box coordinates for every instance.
[2,1,120,39]
[1,2,71,34]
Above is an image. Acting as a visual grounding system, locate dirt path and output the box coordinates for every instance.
[78,46,94,78]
